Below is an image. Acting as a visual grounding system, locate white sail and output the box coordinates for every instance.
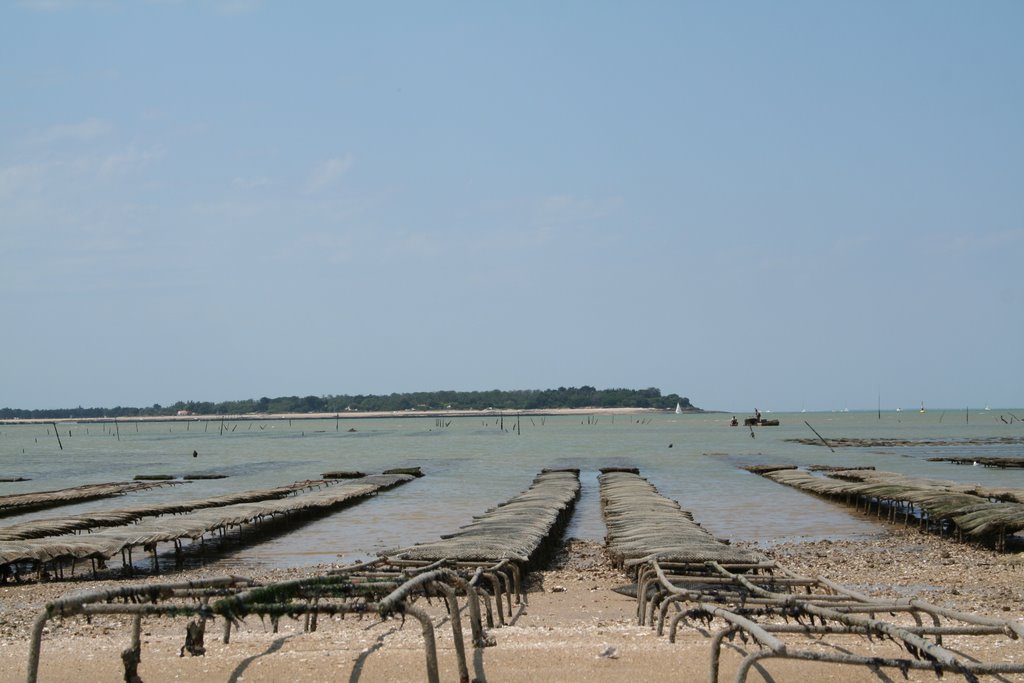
[675,402,682,414]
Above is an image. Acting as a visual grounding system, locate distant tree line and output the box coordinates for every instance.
[0,387,695,419]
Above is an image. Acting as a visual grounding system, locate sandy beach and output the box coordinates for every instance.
[2,412,1023,681]
[1,527,1022,683]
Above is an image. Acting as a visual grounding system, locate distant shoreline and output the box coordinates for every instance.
[0,406,705,426]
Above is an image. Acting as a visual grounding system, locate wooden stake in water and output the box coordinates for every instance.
[804,421,834,453]
[51,422,63,451]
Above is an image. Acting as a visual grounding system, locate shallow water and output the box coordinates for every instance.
[1,410,1021,571]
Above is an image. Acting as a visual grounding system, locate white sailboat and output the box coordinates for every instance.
[675,402,682,414]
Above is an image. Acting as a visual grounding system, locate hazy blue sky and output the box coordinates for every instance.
[2,1,1021,412]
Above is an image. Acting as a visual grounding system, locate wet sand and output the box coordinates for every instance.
[1,528,1022,682]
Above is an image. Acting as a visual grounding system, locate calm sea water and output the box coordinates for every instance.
[1,410,1021,572]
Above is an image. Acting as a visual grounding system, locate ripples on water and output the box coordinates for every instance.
[1,411,1021,572]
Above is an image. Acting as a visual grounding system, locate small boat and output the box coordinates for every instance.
[743,417,780,427]
[675,402,682,414]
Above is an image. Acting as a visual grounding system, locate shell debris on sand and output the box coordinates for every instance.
[738,527,1024,618]
[1,533,1023,682]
